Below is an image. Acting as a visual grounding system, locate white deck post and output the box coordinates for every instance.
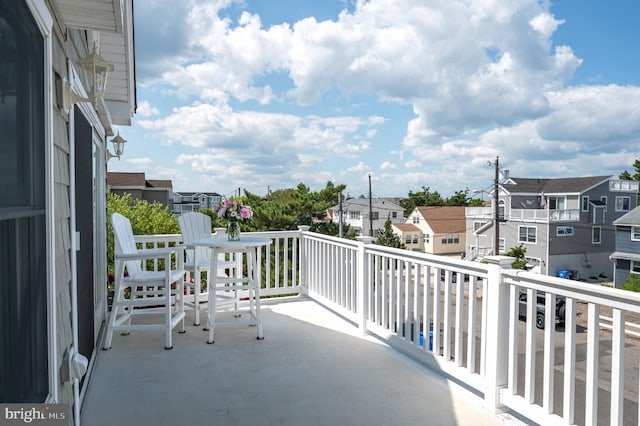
[482,255,513,412]
[356,236,374,334]
[298,226,310,296]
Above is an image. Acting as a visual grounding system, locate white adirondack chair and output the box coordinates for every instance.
[105,213,186,350]
[178,212,240,326]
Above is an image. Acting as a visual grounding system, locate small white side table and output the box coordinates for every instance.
[193,237,272,344]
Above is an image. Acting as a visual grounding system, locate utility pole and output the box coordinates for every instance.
[368,174,374,237]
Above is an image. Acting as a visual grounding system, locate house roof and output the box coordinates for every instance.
[415,206,466,234]
[107,172,146,187]
[393,223,421,232]
[613,205,640,226]
[146,180,172,189]
[334,198,404,212]
[501,176,612,194]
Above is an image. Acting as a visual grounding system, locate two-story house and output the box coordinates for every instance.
[404,206,467,255]
[465,175,639,278]
[107,172,173,210]
[610,205,640,287]
[173,192,223,215]
[331,197,404,237]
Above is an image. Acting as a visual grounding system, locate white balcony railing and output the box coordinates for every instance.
[468,207,580,223]
[610,179,640,192]
[133,229,640,426]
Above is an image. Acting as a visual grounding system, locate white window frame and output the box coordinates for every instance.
[423,234,430,244]
[474,220,488,231]
[549,196,567,210]
[412,216,419,224]
[349,211,360,220]
[557,226,574,236]
[518,226,537,244]
[632,226,640,241]
[592,226,601,244]
[615,196,631,212]
[581,196,589,212]
[498,238,505,254]
[601,196,607,212]
[631,260,640,275]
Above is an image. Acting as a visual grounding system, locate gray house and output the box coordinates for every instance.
[465,175,639,279]
[173,191,223,215]
[610,206,640,287]
[1,0,135,422]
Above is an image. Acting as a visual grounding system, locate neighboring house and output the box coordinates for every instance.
[331,197,404,237]
[393,223,422,251]
[107,172,173,210]
[406,206,467,255]
[466,176,639,279]
[0,0,136,421]
[173,191,223,215]
[610,206,640,288]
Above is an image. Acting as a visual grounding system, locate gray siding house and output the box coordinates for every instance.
[611,206,640,287]
[465,176,639,279]
[1,1,136,423]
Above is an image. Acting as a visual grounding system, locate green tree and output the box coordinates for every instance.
[106,190,179,274]
[399,186,445,216]
[374,217,405,249]
[619,158,640,181]
[505,245,528,270]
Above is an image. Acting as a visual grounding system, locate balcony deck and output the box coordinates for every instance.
[81,297,515,426]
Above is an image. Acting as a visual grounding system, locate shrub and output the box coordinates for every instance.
[622,274,640,293]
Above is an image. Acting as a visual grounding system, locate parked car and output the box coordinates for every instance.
[518,292,566,329]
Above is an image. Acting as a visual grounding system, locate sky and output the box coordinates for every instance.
[110,0,640,199]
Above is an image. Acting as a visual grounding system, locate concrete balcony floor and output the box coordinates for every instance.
[81,297,519,426]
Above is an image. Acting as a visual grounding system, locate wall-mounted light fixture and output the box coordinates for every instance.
[63,42,114,111]
[106,131,126,161]
[76,42,114,104]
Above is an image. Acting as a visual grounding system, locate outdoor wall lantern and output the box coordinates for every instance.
[76,42,114,104]
[106,131,126,161]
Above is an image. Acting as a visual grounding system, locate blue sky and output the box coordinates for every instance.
[111,0,640,199]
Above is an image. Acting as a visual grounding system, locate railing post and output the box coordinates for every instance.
[298,226,310,297]
[482,255,513,412]
[356,236,374,335]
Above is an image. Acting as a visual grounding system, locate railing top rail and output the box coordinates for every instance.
[503,269,640,313]
[133,234,182,243]
[301,231,360,249]
[364,243,490,277]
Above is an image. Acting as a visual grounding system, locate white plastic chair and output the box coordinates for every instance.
[105,213,186,350]
[178,212,240,326]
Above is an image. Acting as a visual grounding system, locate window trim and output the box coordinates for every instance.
[632,260,640,275]
[557,226,574,236]
[632,226,640,241]
[592,226,601,244]
[615,196,631,212]
[518,225,537,244]
[581,196,589,212]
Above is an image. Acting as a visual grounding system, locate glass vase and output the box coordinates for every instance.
[227,221,240,241]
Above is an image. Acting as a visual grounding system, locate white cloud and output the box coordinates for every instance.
[130,0,640,197]
[137,100,159,117]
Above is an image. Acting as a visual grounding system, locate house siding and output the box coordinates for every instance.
[52,29,74,411]
[614,259,631,287]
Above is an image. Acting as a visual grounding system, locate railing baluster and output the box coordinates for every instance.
[585,303,600,426]
[525,288,536,404]
[563,297,576,424]
[610,309,625,425]
[467,276,478,371]
[455,273,463,366]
